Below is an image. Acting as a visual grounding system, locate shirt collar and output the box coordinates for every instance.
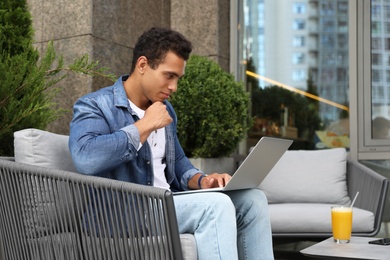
[113,75,130,108]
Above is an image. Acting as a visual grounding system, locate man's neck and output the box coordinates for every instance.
[123,75,151,110]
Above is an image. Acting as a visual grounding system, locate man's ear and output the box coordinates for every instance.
[137,56,148,74]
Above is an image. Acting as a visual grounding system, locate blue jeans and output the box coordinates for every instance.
[174,189,274,260]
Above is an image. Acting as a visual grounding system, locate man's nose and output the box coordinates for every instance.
[168,80,178,92]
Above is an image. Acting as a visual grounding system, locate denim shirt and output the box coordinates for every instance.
[69,75,201,191]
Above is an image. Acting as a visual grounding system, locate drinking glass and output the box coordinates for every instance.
[331,206,352,243]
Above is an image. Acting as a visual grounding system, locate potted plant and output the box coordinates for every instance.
[169,55,251,173]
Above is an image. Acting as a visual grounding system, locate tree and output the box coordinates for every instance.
[306,70,320,112]
[0,0,115,156]
[251,85,321,143]
[0,0,35,56]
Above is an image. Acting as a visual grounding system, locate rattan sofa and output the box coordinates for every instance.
[0,128,197,260]
[256,148,389,245]
[0,157,193,260]
[0,128,388,260]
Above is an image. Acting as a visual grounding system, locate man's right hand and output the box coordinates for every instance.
[135,101,173,143]
[144,101,173,129]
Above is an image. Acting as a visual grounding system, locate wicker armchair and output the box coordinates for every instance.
[0,158,185,260]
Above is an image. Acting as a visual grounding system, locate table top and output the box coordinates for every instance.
[300,237,390,260]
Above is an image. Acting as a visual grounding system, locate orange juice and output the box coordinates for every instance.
[331,206,352,243]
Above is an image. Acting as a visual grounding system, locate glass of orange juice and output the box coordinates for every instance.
[331,206,353,243]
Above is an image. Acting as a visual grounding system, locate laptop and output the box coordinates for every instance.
[174,137,293,195]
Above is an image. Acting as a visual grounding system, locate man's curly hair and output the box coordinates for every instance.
[130,27,193,74]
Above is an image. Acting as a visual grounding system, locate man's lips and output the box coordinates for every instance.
[162,92,171,99]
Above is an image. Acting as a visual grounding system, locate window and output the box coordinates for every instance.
[338,19,348,33]
[293,19,305,30]
[321,34,335,48]
[385,22,390,34]
[293,2,306,14]
[352,0,390,159]
[292,69,306,82]
[321,19,335,32]
[293,36,305,47]
[385,5,390,17]
[372,21,381,34]
[372,69,382,82]
[337,68,347,81]
[372,53,382,65]
[338,1,348,15]
[292,52,305,64]
[236,0,350,152]
[338,34,348,48]
[320,68,335,82]
[372,38,382,50]
[371,4,381,17]
[321,2,335,16]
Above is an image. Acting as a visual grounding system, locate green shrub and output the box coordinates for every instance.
[170,55,251,158]
[0,0,115,156]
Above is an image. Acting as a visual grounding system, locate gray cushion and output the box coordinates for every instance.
[259,148,351,205]
[14,128,77,172]
[14,129,79,237]
[180,233,197,260]
[269,203,374,233]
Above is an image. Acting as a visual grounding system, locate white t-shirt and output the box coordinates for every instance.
[128,100,170,189]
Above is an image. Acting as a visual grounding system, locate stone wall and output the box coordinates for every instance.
[26,0,230,134]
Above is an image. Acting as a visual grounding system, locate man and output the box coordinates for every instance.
[69,27,274,259]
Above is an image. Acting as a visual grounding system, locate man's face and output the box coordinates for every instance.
[141,51,186,103]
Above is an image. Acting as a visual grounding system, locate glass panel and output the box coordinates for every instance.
[371,0,390,140]
[238,0,349,151]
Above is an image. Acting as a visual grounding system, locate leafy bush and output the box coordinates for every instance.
[170,55,251,158]
[0,0,115,156]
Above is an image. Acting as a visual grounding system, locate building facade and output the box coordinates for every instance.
[242,0,349,122]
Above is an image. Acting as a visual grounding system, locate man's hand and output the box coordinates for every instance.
[189,173,232,190]
[135,101,172,143]
[144,101,173,129]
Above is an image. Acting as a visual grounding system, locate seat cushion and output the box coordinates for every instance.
[13,128,80,237]
[259,148,351,205]
[14,128,77,172]
[180,233,197,260]
[269,203,374,233]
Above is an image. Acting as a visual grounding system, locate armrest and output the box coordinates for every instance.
[0,159,183,260]
[347,159,389,235]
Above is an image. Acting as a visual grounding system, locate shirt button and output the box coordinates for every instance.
[146,161,150,164]
[147,182,151,185]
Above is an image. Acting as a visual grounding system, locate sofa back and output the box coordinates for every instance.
[14,128,77,172]
[258,148,351,206]
[13,128,82,238]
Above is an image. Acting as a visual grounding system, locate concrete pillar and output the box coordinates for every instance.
[27,0,170,134]
[171,0,230,71]
[26,0,230,134]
